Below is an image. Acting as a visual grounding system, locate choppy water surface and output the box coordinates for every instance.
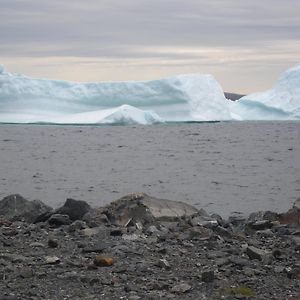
[0,121,299,217]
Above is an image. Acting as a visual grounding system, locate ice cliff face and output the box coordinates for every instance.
[229,64,300,120]
[0,66,230,124]
[0,64,299,124]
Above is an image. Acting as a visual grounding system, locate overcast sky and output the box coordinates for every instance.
[1,0,299,93]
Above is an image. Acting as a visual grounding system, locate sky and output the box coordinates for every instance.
[0,0,300,93]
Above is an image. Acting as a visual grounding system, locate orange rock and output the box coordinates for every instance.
[93,255,114,267]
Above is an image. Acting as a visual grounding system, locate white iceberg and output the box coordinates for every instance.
[0,65,230,124]
[229,64,300,120]
[1,63,299,124]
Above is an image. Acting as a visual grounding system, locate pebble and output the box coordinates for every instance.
[45,256,60,264]
[170,283,192,294]
[93,255,114,267]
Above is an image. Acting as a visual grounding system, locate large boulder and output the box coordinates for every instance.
[55,198,91,221]
[95,193,199,226]
[0,194,52,223]
[35,198,91,224]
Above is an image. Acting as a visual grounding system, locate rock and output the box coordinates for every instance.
[246,246,271,261]
[82,209,109,227]
[170,282,192,294]
[122,233,140,241]
[29,242,45,248]
[0,253,27,263]
[19,267,34,278]
[0,194,52,223]
[201,270,215,282]
[45,256,60,264]
[69,220,87,232]
[157,258,171,270]
[285,266,300,279]
[93,255,114,267]
[55,198,91,221]
[190,212,218,228]
[228,212,247,226]
[48,239,58,248]
[278,202,300,225]
[82,243,110,253]
[103,193,198,226]
[48,214,71,226]
[0,218,12,226]
[80,227,101,237]
[249,220,273,231]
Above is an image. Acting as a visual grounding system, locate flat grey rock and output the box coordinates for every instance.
[102,193,199,226]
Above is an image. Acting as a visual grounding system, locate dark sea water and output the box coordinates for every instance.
[0,121,299,217]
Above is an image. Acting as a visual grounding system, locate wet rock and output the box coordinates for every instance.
[48,214,71,226]
[93,255,114,267]
[0,194,52,223]
[55,198,91,221]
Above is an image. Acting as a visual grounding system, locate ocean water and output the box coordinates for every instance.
[0,121,299,217]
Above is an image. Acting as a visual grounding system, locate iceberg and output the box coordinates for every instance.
[0,65,230,125]
[229,64,300,120]
[0,63,299,124]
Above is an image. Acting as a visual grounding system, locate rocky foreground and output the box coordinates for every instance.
[0,193,299,300]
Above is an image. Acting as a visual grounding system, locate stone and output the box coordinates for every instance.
[170,282,192,294]
[249,220,273,231]
[45,256,60,264]
[278,204,300,225]
[201,270,215,282]
[103,193,198,226]
[48,239,58,248]
[190,215,218,228]
[69,220,87,232]
[80,227,101,237]
[82,243,109,253]
[246,246,271,261]
[48,214,71,226]
[93,255,114,267]
[55,198,91,221]
[157,258,171,270]
[29,242,45,248]
[0,253,27,263]
[82,209,109,227]
[0,194,52,223]
[19,267,34,278]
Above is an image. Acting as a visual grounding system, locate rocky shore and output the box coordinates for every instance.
[0,193,299,300]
